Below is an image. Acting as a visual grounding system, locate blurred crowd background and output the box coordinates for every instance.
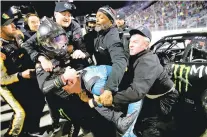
[2,1,207,31]
[116,1,207,30]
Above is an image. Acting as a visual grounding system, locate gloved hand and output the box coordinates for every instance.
[62,66,78,83]
[99,90,113,106]
[71,50,86,59]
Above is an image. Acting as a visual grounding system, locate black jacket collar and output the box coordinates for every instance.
[131,49,150,59]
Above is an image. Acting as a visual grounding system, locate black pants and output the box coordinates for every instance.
[46,93,117,137]
[2,79,45,137]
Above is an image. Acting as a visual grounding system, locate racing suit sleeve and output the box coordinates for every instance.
[0,57,25,137]
[35,64,66,94]
[104,42,128,92]
[22,33,41,63]
[113,57,159,105]
[0,59,19,85]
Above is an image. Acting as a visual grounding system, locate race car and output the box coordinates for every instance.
[150,32,207,137]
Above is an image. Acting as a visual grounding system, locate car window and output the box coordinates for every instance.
[184,40,207,62]
[155,41,185,52]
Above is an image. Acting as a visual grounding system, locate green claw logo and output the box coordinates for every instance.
[172,64,207,92]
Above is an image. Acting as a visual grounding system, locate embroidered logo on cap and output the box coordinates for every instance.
[139,27,144,31]
[64,3,70,9]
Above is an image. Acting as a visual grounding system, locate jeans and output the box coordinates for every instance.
[122,100,143,137]
[83,65,143,136]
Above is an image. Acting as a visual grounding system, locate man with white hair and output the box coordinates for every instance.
[99,26,179,136]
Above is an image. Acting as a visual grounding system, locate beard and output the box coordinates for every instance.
[94,25,103,32]
[95,23,111,32]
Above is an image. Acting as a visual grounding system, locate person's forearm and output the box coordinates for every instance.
[0,60,20,86]
[113,87,145,105]
[36,65,66,94]
[22,34,40,62]
[41,75,66,94]
[104,60,127,92]
[104,42,128,92]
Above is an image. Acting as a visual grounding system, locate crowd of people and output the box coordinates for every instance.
[117,1,207,30]
[1,1,203,137]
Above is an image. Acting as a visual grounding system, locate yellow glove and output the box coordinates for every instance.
[99,90,113,106]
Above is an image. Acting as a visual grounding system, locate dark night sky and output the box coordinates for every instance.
[1,1,135,17]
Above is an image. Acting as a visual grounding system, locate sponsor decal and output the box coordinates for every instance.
[194,36,206,40]
[172,64,207,92]
[165,36,183,40]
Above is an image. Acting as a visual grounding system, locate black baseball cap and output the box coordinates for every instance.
[129,26,152,41]
[1,12,15,26]
[116,11,125,20]
[55,2,74,12]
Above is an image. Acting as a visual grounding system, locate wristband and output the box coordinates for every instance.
[92,99,103,108]
[54,76,66,88]
[88,99,95,108]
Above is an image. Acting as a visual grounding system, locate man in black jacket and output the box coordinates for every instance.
[22,2,90,72]
[84,13,96,34]
[54,2,90,63]
[115,11,130,35]
[99,26,179,136]
[84,13,97,63]
[88,5,128,102]
[115,11,131,59]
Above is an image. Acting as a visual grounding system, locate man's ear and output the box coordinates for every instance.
[144,42,150,50]
[108,20,113,27]
[54,12,57,18]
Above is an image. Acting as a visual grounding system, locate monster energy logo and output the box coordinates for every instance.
[172,64,207,92]
[59,108,71,121]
